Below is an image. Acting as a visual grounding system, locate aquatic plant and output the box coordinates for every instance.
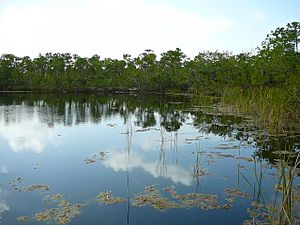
[17,194,86,225]
[96,191,126,205]
[9,177,50,192]
[133,185,230,211]
[224,188,251,200]
[25,185,50,191]
[43,194,65,204]
[133,185,181,210]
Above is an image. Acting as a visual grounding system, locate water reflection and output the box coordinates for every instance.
[103,150,193,186]
[0,93,299,225]
[0,93,299,163]
[0,166,8,174]
[0,107,60,153]
[0,188,9,222]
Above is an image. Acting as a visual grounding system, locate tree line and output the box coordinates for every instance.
[0,22,299,94]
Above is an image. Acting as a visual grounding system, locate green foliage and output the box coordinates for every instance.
[0,22,299,96]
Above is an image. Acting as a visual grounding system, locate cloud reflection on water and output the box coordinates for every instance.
[102,151,193,186]
[0,188,9,222]
[0,166,8,174]
[0,116,59,153]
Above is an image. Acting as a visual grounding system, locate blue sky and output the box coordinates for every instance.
[0,0,299,58]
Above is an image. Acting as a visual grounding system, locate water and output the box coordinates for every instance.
[0,93,299,225]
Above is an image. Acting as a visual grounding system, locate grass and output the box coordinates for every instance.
[220,84,300,134]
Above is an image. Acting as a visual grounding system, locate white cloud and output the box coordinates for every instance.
[102,150,193,186]
[0,0,233,58]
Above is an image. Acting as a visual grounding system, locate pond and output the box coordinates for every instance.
[0,93,299,225]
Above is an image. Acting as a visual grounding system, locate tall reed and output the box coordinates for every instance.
[221,86,300,133]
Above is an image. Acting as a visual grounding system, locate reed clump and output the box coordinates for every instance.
[221,82,300,133]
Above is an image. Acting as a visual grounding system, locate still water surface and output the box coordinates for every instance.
[0,94,299,225]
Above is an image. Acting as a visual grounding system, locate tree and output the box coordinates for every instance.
[258,22,300,85]
[159,48,187,90]
[0,54,18,90]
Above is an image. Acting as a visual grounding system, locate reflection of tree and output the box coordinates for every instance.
[192,140,207,193]
[254,134,300,166]
[192,111,244,137]
[156,125,167,176]
[253,158,265,204]
[1,93,299,165]
[193,147,201,193]
[124,113,132,225]
[160,111,184,132]
[170,131,179,165]
[0,94,189,130]
[134,109,156,128]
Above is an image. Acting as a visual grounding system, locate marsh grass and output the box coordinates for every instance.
[221,85,300,133]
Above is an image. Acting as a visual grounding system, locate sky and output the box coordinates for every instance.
[0,0,299,59]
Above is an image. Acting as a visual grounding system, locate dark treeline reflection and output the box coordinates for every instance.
[0,93,299,164]
[0,93,192,127]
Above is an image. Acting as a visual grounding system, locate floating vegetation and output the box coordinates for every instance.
[25,185,49,191]
[35,204,85,224]
[177,193,220,210]
[225,188,251,202]
[243,202,273,225]
[33,161,43,170]
[132,185,230,211]
[83,153,97,164]
[58,200,71,207]
[203,151,254,163]
[9,177,23,191]
[215,153,235,158]
[184,136,203,144]
[84,151,109,164]
[133,185,181,210]
[96,191,126,205]
[164,186,222,210]
[236,157,254,162]
[192,167,208,178]
[135,127,151,132]
[9,178,49,192]
[272,150,296,155]
[83,158,97,164]
[209,151,221,154]
[17,194,86,224]
[220,203,232,209]
[35,210,54,222]
[16,216,31,222]
[43,194,64,204]
[215,144,240,150]
[206,159,216,164]
[99,151,106,160]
